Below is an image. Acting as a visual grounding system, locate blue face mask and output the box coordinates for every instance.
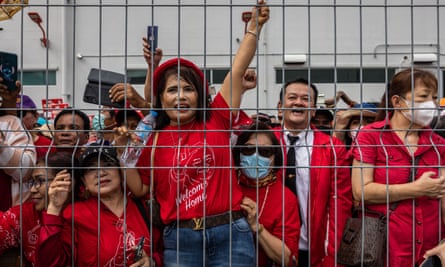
[240,153,272,180]
[92,113,105,131]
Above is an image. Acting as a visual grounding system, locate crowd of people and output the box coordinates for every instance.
[2,1,445,266]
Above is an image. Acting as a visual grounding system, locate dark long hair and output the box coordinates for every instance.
[154,66,211,129]
[54,108,91,133]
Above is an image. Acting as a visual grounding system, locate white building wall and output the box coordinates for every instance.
[1,0,444,117]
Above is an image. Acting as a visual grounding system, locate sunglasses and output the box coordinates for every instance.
[240,146,275,158]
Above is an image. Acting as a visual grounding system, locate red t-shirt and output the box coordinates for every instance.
[241,179,300,266]
[137,93,244,224]
[352,120,445,266]
[37,198,156,267]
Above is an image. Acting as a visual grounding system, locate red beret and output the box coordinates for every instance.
[152,57,209,97]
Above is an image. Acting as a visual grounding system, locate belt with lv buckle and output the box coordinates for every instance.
[175,211,244,230]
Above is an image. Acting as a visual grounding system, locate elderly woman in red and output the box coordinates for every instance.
[37,143,161,267]
[351,68,445,266]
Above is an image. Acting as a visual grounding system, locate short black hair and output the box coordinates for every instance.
[54,108,91,133]
[314,108,333,122]
[279,78,319,105]
[115,109,142,127]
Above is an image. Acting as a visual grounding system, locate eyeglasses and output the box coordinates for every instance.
[240,146,275,158]
[28,178,53,189]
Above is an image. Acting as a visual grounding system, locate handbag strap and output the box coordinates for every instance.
[389,155,421,211]
[353,206,386,218]
[150,132,159,199]
[133,197,150,227]
[133,131,159,229]
[358,155,421,216]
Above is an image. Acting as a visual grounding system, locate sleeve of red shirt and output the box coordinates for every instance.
[36,211,74,267]
[210,92,238,130]
[351,125,378,164]
[324,139,352,266]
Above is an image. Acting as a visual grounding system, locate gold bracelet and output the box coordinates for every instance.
[246,30,258,39]
[257,224,264,234]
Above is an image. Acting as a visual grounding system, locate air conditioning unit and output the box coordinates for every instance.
[284,54,307,64]
[412,53,437,64]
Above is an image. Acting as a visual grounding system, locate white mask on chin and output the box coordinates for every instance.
[349,126,363,141]
[401,99,437,127]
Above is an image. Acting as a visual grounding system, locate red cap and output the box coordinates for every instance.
[152,57,209,97]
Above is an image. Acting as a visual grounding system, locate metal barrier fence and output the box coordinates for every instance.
[1,1,445,266]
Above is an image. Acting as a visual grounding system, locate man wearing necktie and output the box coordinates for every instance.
[275,78,352,267]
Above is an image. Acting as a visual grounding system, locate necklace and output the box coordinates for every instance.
[168,120,197,145]
[258,185,270,219]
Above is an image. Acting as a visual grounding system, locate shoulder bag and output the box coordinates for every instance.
[338,156,420,267]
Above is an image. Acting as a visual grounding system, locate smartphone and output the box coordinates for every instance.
[147,25,158,51]
[134,236,145,262]
[0,52,18,91]
[420,255,442,267]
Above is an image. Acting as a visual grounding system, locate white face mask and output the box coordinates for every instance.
[349,126,363,141]
[401,98,437,127]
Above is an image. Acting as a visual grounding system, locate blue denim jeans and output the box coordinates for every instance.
[163,218,255,267]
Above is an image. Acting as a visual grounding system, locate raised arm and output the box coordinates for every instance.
[142,37,163,104]
[113,126,149,197]
[0,115,36,181]
[36,171,73,267]
[219,0,269,115]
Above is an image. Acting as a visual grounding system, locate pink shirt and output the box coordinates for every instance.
[352,120,445,266]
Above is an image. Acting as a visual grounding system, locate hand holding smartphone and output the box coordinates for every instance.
[0,52,18,91]
[147,26,158,51]
[134,236,145,262]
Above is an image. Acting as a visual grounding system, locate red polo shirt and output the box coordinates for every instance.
[352,120,445,266]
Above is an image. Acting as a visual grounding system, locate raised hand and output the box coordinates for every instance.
[108,83,149,110]
[142,37,163,69]
[248,0,270,34]
[47,169,72,215]
[242,69,257,93]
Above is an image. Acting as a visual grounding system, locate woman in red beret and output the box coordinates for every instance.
[120,1,270,266]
